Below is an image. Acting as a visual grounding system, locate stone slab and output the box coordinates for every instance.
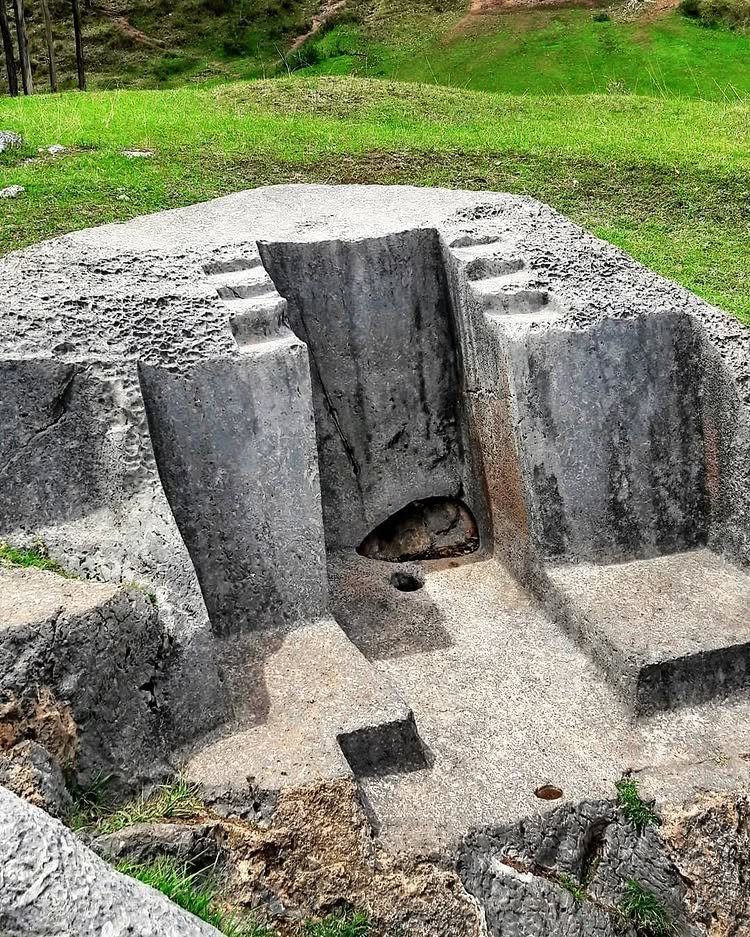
[332,557,750,853]
[547,549,750,712]
[185,617,427,798]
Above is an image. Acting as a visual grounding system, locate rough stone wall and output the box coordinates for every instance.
[0,356,229,743]
[260,230,484,549]
[459,799,696,937]
[140,343,328,634]
[694,312,750,568]
[0,567,170,788]
[507,312,708,563]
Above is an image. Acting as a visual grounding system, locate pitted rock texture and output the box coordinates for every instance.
[0,740,72,819]
[0,785,223,937]
[661,791,750,936]
[0,566,170,789]
[459,799,695,937]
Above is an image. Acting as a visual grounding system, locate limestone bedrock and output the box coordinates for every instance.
[0,184,747,851]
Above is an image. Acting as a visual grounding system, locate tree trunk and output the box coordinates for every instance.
[12,0,31,95]
[40,0,56,91]
[70,0,85,90]
[0,1,19,96]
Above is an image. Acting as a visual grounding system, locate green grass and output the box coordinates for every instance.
[118,858,369,937]
[300,3,750,101]
[6,0,321,93]
[0,540,73,577]
[70,778,203,833]
[0,76,748,326]
[615,778,661,830]
[118,859,271,936]
[304,913,371,937]
[618,880,677,936]
[557,873,588,904]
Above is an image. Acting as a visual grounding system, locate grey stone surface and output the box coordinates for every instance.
[0,741,72,818]
[0,566,169,788]
[0,784,223,936]
[459,799,696,937]
[0,185,24,198]
[92,821,222,868]
[350,558,750,852]
[0,130,22,151]
[0,184,747,858]
[548,549,750,712]
[186,617,425,796]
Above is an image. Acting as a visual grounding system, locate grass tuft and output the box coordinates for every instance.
[615,777,660,831]
[618,879,677,937]
[304,911,371,937]
[70,778,203,833]
[0,540,73,578]
[557,873,587,904]
[117,859,271,936]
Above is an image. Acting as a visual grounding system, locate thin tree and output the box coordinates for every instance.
[70,0,85,90]
[40,0,56,91]
[0,0,19,96]
[12,0,31,94]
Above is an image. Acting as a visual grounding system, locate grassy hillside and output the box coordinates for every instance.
[6,0,750,96]
[0,77,748,325]
[299,1,750,99]
[1,0,320,91]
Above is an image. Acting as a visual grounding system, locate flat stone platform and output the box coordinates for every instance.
[333,557,750,852]
[547,550,750,713]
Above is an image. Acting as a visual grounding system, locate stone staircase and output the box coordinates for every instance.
[202,254,290,349]
[449,238,563,326]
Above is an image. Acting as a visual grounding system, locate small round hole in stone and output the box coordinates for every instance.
[534,784,563,801]
[390,571,424,593]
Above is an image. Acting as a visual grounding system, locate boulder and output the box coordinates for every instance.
[0,784,222,936]
[0,131,22,152]
[0,740,72,819]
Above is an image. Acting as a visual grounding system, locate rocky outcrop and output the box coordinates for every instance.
[0,740,72,819]
[0,785,223,937]
[459,798,695,936]
[661,791,750,936]
[0,566,171,790]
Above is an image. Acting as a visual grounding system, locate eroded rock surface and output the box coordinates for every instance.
[460,799,696,936]
[0,785,223,937]
[0,566,170,789]
[358,497,479,562]
[0,185,748,933]
[661,791,750,937]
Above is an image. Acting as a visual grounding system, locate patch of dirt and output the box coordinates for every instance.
[289,0,348,53]
[661,791,750,937]
[91,5,167,48]
[468,0,601,14]
[461,0,679,21]
[221,779,481,936]
[0,688,77,766]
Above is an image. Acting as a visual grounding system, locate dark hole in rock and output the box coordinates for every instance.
[358,497,479,563]
[391,571,424,592]
[535,784,564,801]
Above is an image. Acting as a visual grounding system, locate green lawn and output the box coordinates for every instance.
[1,76,748,325]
